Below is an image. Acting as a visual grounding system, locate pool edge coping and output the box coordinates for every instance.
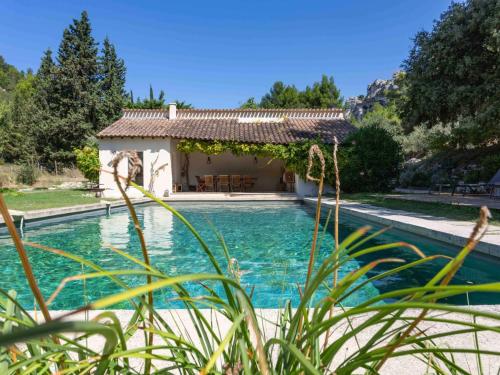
[303,197,500,258]
[0,195,302,229]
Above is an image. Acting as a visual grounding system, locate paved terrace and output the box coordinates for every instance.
[304,197,500,257]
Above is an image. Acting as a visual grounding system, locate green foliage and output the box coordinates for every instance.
[74,146,100,182]
[1,74,38,162]
[399,167,432,188]
[260,81,303,108]
[355,103,402,138]
[246,75,343,109]
[0,55,24,101]
[401,0,499,147]
[480,154,500,181]
[340,125,403,193]
[0,12,127,168]
[174,100,193,109]
[239,97,259,109]
[16,163,38,185]
[176,139,332,183]
[99,37,126,124]
[126,85,165,109]
[0,182,499,373]
[301,74,343,108]
[177,133,401,193]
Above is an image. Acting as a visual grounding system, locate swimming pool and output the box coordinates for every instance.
[0,201,498,309]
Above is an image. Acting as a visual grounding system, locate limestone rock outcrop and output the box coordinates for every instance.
[346,78,399,120]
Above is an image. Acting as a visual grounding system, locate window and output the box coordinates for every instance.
[129,151,144,187]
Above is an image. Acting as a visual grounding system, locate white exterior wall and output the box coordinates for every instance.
[295,175,336,197]
[295,175,318,197]
[99,138,173,199]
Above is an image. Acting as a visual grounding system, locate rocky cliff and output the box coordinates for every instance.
[346,77,399,120]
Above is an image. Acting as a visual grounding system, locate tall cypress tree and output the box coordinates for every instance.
[99,37,126,127]
[45,11,100,164]
[35,49,56,110]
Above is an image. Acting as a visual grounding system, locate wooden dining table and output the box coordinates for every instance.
[195,175,257,192]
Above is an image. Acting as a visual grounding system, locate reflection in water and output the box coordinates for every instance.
[100,211,130,249]
[142,204,174,252]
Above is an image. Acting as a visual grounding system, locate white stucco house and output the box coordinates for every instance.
[97,104,356,198]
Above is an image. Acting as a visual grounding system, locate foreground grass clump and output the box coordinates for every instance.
[0,149,499,374]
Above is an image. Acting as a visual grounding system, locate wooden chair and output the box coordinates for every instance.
[218,175,230,192]
[284,171,295,192]
[195,176,205,192]
[231,175,242,192]
[243,175,254,191]
[204,175,215,192]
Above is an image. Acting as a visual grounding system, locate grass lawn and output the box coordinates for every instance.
[1,189,111,211]
[342,193,500,226]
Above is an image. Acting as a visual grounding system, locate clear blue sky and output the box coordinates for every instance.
[1,0,452,108]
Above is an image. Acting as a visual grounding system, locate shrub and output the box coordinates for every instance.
[410,170,432,187]
[74,146,100,183]
[339,125,402,192]
[480,154,500,181]
[464,169,481,184]
[16,163,38,185]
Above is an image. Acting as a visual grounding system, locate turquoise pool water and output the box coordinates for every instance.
[0,201,498,309]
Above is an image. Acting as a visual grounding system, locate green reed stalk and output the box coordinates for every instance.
[304,145,326,288]
[111,151,154,375]
[324,136,340,349]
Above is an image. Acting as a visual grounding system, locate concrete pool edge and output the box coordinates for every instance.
[0,197,153,229]
[0,193,300,230]
[304,197,500,258]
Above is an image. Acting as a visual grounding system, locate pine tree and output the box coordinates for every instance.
[260,81,303,108]
[301,75,343,108]
[99,37,126,127]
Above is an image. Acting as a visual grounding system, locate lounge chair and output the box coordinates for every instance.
[218,175,230,192]
[231,175,242,192]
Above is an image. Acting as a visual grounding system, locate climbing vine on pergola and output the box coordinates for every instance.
[176,139,335,184]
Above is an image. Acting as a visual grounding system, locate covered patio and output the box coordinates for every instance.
[170,141,292,193]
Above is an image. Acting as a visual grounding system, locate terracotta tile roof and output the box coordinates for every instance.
[97,108,356,144]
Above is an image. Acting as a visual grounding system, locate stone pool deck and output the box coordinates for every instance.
[304,197,500,258]
[42,307,500,374]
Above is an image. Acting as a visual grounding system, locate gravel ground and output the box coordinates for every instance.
[41,306,500,374]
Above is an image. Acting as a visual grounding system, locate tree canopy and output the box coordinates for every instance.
[401,0,499,147]
[242,75,343,109]
[0,11,128,167]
